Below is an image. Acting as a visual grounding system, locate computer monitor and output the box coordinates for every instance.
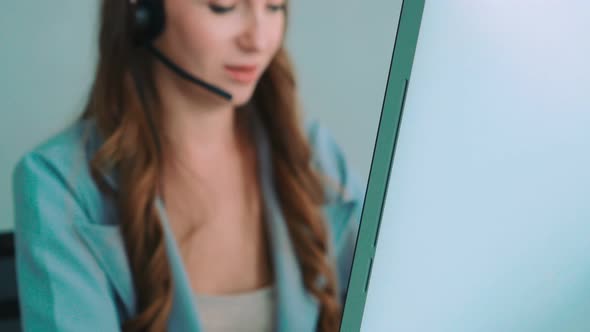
[359,1,590,331]
[340,1,425,330]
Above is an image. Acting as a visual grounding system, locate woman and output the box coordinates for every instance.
[12,0,365,331]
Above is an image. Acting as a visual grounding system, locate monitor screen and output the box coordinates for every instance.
[362,1,590,331]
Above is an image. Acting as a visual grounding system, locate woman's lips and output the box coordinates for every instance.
[224,65,258,83]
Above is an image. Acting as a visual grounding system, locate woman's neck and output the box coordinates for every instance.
[156,70,243,166]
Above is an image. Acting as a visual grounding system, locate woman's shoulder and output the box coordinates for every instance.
[13,119,96,186]
[12,118,109,223]
[12,120,134,329]
[16,119,93,163]
[302,118,365,290]
[302,117,366,246]
[302,116,365,205]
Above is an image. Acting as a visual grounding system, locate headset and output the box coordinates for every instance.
[130,0,233,100]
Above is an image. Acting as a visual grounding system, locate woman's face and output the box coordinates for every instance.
[156,0,287,106]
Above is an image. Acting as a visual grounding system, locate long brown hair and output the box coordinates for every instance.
[81,1,341,331]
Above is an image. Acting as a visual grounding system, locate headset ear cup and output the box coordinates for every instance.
[133,0,165,45]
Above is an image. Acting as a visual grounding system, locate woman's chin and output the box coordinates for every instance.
[228,86,257,107]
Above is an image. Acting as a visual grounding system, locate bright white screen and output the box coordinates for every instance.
[361,1,590,331]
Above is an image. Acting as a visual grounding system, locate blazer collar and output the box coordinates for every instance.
[79,114,320,331]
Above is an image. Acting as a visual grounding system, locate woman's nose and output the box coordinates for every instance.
[237,12,272,52]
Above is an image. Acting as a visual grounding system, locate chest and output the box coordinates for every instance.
[163,172,273,295]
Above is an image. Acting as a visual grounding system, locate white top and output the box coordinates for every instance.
[194,285,276,332]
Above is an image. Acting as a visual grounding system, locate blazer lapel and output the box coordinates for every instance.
[69,124,137,318]
[75,120,201,328]
[72,198,204,331]
[252,115,321,332]
[154,198,203,332]
[72,220,137,318]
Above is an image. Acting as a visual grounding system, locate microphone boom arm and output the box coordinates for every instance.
[145,44,233,101]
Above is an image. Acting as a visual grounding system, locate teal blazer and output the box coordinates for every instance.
[12,115,365,332]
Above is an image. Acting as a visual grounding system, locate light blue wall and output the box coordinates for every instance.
[363,1,590,331]
[285,0,403,186]
[0,1,403,231]
[0,1,99,231]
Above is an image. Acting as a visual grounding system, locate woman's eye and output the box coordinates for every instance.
[267,3,286,12]
[208,4,236,14]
